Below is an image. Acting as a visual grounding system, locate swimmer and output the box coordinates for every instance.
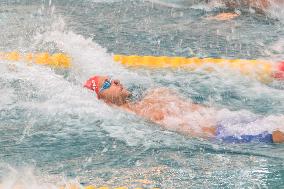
[223,0,270,12]
[84,76,284,143]
[208,0,283,20]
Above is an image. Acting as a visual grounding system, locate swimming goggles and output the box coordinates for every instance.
[99,78,112,93]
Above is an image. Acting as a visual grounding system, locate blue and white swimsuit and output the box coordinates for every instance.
[216,126,273,143]
[214,113,282,143]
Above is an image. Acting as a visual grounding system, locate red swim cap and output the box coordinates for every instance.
[278,61,284,72]
[272,61,284,80]
[84,76,100,96]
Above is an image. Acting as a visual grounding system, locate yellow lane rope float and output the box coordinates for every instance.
[59,185,159,189]
[2,52,284,81]
[59,185,160,189]
[113,54,284,81]
[0,52,71,68]
[0,184,159,189]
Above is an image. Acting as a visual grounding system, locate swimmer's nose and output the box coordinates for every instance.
[113,79,120,86]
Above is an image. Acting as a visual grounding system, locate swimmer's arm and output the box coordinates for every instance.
[176,122,216,138]
[127,102,165,122]
[206,13,240,21]
[144,88,206,109]
[202,127,217,138]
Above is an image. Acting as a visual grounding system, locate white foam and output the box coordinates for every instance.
[32,20,152,87]
[190,0,225,11]
[267,0,284,22]
[145,0,184,8]
[0,87,15,107]
[267,37,284,60]
[0,166,77,189]
[216,109,284,136]
[0,25,181,149]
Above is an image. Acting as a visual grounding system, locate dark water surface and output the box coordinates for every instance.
[0,0,283,188]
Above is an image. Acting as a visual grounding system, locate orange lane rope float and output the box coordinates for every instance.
[0,52,71,68]
[113,54,284,81]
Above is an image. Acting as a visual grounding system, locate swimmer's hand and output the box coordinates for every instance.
[272,130,284,143]
[206,13,240,21]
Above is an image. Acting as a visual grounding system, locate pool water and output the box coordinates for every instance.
[0,0,284,188]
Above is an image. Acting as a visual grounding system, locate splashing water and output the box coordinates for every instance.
[1,0,284,188]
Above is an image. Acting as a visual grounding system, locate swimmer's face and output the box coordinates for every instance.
[96,76,131,106]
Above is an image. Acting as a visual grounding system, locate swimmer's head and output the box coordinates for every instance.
[84,75,131,106]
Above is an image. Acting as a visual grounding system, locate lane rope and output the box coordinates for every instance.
[59,185,160,189]
[113,54,284,81]
[0,52,71,68]
[2,52,283,81]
